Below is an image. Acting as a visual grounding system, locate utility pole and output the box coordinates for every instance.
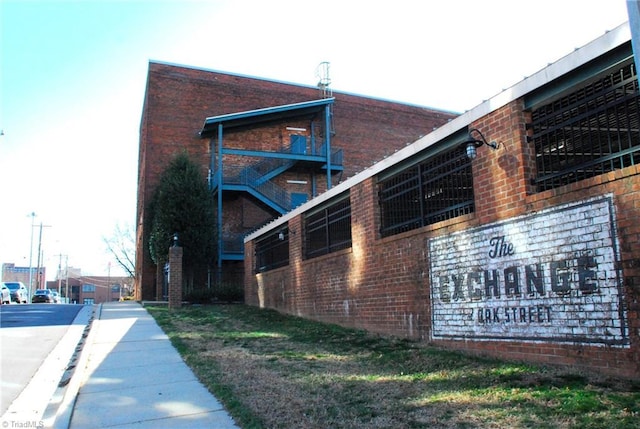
[64,255,69,303]
[35,222,52,290]
[27,212,36,298]
[108,261,111,302]
[55,253,67,296]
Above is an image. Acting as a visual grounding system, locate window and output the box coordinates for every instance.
[379,145,474,237]
[83,298,95,305]
[255,228,290,273]
[82,284,96,293]
[304,195,351,259]
[529,61,640,192]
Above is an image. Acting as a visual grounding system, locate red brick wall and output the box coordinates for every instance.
[246,177,442,340]
[137,62,457,299]
[472,100,532,222]
[246,96,640,378]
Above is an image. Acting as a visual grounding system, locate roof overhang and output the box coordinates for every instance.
[199,98,335,138]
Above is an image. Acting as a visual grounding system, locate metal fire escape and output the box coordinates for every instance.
[199,98,342,271]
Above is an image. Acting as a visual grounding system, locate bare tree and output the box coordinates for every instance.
[103,222,135,277]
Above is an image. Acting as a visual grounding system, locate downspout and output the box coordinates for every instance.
[311,172,317,197]
[324,103,332,189]
[217,123,223,283]
[208,137,215,289]
[628,2,640,84]
[209,137,215,188]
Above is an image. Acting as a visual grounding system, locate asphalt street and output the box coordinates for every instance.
[0,304,84,415]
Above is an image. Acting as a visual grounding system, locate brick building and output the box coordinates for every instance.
[244,22,640,377]
[136,61,457,300]
[46,275,133,304]
[2,263,45,295]
[2,263,132,304]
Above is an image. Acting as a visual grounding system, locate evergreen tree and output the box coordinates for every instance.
[148,151,216,291]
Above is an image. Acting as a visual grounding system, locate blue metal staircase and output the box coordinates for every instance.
[222,165,291,214]
[201,98,341,267]
[210,135,343,215]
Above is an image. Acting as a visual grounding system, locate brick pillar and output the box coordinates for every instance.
[168,246,183,310]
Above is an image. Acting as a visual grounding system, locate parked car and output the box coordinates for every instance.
[51,290,60,303]
[32,289,55,303]
[0,283,10,305]
[3,282,29,304]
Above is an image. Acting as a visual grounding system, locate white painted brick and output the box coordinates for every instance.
[430,196,627,347]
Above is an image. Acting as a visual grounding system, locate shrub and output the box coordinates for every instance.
[183,283,244,304]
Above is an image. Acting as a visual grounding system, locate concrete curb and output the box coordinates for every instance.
[41,304,99,429]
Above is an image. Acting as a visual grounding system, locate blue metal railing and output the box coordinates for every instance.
[224,165,291,212]
[210,137,344,211]
[222,234,244,254]
[318,143,343,165]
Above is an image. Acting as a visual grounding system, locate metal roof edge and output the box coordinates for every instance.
[482,21,632,114]
[244,21,632,243]
[202,98,335,126]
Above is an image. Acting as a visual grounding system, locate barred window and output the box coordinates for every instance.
[379,145,474,237]
[304,195,351,259]
[530,61,640,192]
[255,228,289,273]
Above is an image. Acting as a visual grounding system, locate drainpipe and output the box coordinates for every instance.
[628,2,640,83]
[325,104,332,189]
[217,123,223,284]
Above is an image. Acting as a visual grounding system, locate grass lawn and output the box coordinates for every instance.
[147,304,640,429]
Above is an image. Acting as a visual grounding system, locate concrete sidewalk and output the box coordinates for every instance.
[61,301,239,428]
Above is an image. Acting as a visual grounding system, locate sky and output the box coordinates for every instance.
[0,0,633,281]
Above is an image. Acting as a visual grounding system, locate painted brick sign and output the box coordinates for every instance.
[429,195,628,346]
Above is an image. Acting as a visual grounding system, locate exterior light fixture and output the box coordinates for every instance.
[463,128,498,160]
[278,228,295,240]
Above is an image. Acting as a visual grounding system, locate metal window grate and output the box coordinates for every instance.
[530,61,640,192]
[304,196,352,259]
[254,228,289,273]
[379,145,474,237]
